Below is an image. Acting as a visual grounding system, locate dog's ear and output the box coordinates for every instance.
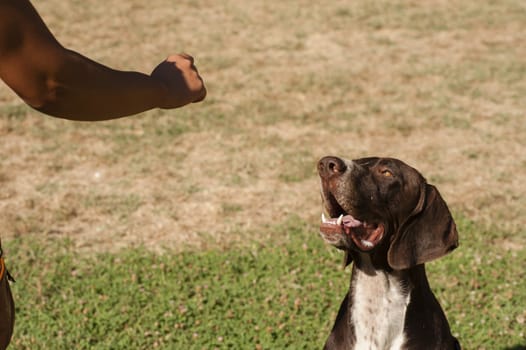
[387,184,458,270]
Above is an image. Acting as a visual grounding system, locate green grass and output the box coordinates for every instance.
[1,1,526,349]
[5,216,525,350]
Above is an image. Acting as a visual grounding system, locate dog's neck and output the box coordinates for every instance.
[350,253,412,350]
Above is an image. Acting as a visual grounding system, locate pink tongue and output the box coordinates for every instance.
[342,215,362,228]
[320,214,363,236]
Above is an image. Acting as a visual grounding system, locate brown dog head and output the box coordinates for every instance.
[318,156,458,270]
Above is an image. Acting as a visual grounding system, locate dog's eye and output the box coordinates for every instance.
[381,170,393,177]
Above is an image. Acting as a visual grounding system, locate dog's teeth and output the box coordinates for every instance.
[361,240,373,248]
[336,214,343,226]
[321,213,327,223]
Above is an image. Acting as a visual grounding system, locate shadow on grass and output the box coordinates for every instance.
[502,345,526,350]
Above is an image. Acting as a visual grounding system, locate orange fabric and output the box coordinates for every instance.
[0,256,14,350]
[0,258,5,281]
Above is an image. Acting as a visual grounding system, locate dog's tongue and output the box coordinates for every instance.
[320,214,362,235]
[342,215,362,228]
[320,213,385,251]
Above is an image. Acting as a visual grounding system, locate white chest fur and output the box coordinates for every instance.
[351,255,411,350]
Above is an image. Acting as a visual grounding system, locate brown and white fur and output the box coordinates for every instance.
[318,156,460,350]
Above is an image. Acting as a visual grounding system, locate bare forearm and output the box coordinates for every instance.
[0,0,205,121]
[3,46,204,121]
[35,49,167,121]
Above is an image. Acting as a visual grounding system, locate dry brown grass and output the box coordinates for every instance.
[1,0,525,252]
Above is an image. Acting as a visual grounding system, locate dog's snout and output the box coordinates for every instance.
[318,156,347,178]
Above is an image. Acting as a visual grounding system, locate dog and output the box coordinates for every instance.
[318,156,460,350]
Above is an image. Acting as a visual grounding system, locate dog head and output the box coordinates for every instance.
[318,156,458,270]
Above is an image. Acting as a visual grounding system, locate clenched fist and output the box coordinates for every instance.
[151,53,207,109]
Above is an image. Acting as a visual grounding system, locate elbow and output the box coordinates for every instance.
[22,78,61,112]
[20,76,79,120]
[3,68,62,112]
[8,48,73,117]
[27,83,74,119]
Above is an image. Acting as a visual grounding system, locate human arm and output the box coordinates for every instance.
[0,0,206,121]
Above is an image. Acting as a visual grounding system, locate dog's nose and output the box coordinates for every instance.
[318,156,347,178]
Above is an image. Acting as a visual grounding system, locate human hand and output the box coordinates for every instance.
[151,53,207,108]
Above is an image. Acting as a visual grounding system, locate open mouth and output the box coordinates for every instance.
[320,211,385,251]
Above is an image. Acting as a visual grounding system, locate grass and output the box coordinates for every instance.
[5,215,526,350]
[2,0,525,246]
[7,219,342,350]
[1,0,526,349]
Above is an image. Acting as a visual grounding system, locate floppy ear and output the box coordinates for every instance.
[387,184,459,270]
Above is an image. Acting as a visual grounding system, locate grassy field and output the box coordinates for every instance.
[1,0,525,349]
[6,217,526,349]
